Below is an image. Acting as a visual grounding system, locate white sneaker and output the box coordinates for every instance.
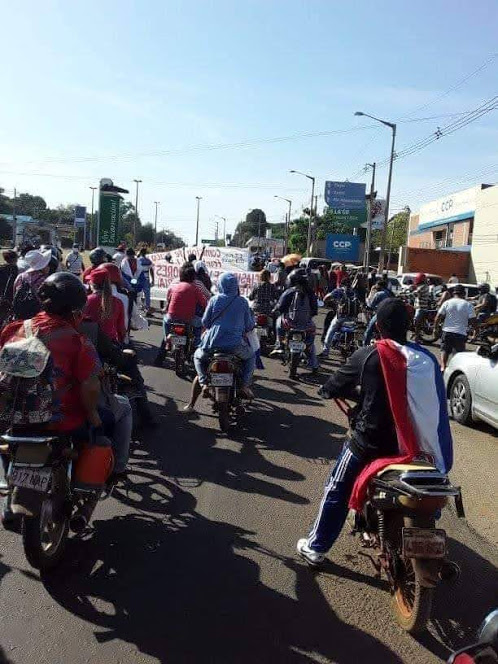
[296,538,325,566]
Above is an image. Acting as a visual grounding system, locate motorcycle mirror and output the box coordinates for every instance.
[479,609,498,647]
[477,345,490,358]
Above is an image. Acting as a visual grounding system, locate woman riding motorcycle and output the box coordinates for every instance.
[86,267,126,345]
[270,268,319,373]
[193,272,256,400]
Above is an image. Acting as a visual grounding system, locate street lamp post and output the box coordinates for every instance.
[215,215,227,245]
[363,163,376,268]
[355,112,396,272]
[274,195,292,252]
[290,170,315,255]
[195,196,202,246]
[89,186,97,248]
[133,179,142,246]
[154,201,160,246]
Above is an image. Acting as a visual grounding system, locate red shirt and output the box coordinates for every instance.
[84,293,125,344]
[167,282,207,321]
[0,313,101,432]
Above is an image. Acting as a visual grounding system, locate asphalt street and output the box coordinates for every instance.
[0,315,497,664]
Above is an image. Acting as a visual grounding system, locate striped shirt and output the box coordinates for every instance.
[415,284,430,310]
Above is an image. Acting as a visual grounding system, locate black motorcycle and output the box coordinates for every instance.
[282,329,308,379]
[254,313,275,356]
[207,353,247,432]
[1,430,113,571]
[167,321,195,378]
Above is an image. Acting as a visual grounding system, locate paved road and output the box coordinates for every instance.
[0,318,497,664]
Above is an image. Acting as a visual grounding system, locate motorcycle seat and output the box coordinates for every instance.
[376,461,436,476]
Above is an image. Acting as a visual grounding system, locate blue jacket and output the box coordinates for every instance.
[200,272,254,351]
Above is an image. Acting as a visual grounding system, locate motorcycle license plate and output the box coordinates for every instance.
[402,527,446,559]
[290,341,305,352]
[211,373,233,387]
[258,328,268,337]
[9,467,51,493]
[171,335,187,346]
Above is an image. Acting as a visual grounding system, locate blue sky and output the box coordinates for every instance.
[1,0,497,243]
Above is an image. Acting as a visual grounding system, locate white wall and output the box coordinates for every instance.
[470,185,498,284]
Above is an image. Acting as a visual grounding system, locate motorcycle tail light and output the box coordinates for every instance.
[172,325,186,335]
[210,360,234,373]
[256,314,268,326]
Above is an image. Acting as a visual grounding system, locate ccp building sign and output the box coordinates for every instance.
[418,186,479,230]
[325,233,360,261]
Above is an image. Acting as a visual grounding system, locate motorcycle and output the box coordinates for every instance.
[282,329,307,379]
[329,320,359,361]
[469,312,498,345]
[254,313,275,356]
[1,430,113,571]
[448,609,498,663]
[207,353,246,432]
[167,321,195,378]
[336,400,464,633]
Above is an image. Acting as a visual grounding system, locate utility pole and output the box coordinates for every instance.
[364,163,376,268]
[387,217,396,269]
[154,201,159,246]
[195,196,202,246]
[274,196,292,252]
[215,215,227,245]
[12,187,17,246]
[133,179,142,246]
[89,186,97,248]
[290,171,315,256]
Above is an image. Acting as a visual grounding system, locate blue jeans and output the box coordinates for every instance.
[163,314,203,345]
[194,343,256,386]
[363,314,377,346]
[142,279,151,308]
[307,442,365,553]
[99,395,132,474]
[323,315,346,350]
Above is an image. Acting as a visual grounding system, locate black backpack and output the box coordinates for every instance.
[338,295,360,319]
[13,281,42,320]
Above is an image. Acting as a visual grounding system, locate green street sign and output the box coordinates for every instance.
[98,192,121,246]
[201,239,215,244]
[328,207,367,228]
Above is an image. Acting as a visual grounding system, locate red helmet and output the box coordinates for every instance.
[90,262,122,287]
[414,272,426,285]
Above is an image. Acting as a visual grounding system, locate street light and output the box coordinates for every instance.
[274,195,292,252]
[354,111,396,272]
[154,201,160,246]
[89,186,97,248]
[133,179,142,246]
[195,196,202,246]
[290,170,315,255]
[215,215,227,245]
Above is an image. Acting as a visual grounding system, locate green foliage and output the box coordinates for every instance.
[0,216,12,240]
[371,210,409,251]
[232,208,268,246]
[16,193,47,217]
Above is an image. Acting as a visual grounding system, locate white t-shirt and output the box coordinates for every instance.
[438,298,475,335]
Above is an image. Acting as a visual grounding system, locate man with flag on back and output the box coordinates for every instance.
[297,298,453,566]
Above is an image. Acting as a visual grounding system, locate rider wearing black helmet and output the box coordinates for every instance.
[0,272,102,433]
[83,247,108,284]
[270,267,319,372]
[475,282,497,322]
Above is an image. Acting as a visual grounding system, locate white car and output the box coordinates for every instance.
[444,346,498,430]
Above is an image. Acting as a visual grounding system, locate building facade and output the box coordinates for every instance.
[407,186,485,251]
[470,185,498,285]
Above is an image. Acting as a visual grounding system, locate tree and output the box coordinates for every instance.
[16,193,47,217]
[371,209,409,252]
[232,208,268,247]
[0,188,12,215]
[0,216,12,240]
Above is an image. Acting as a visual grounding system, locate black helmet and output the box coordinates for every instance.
[478,282,490,293]
[38,272,87,315]
[287,267,308,288]
[89,247,107,266]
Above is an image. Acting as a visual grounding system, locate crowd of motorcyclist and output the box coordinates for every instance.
[0,243,495,538]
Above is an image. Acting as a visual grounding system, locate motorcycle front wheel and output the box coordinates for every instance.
[22,498,69,571]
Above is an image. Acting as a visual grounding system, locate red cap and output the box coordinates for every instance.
[414,272,426,285]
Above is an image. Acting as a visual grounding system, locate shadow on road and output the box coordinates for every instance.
[42,506,404,664]
[416,535,498,660]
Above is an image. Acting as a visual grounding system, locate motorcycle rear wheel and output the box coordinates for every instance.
[22,499,69,571]
[392,515,435,634]
[289,352,300,379]
[218,402,231,432]
[175,347,187,378]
